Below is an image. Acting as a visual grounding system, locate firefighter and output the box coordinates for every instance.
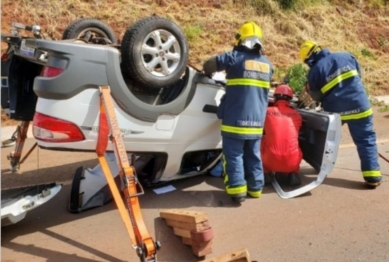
[261,85,303,186]
[203,21,273,203]
[299,40,382,187]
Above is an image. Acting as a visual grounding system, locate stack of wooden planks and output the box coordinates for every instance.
[160,209,214,257]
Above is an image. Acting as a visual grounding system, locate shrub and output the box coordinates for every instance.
[184,25,202,43]
[284,63,309,95]
[360,48,377,59]
[274,0,326,10]
[276,0,297,9]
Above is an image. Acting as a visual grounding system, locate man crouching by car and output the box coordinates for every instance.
[202,21,274,203]
[261,84,303,186]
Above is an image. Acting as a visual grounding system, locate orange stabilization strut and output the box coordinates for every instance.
[96,86,160,262]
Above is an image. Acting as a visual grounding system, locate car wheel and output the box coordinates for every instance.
[62,18,117,44]
[121,16,189,88]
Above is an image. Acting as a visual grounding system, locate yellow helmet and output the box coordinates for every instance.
[234,21,263,49]
[299,40,321,63]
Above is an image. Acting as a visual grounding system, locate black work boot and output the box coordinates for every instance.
[264,172,274,185]
[275,172,288,185]
[364,176,382,189]
[231,193,246,203]
[288,173,301,186]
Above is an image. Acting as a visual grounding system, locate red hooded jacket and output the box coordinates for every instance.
[261,100,303,173]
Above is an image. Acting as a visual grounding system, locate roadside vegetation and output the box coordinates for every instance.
[1,0,389,125]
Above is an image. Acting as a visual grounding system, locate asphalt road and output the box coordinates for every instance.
[1,109,389,262]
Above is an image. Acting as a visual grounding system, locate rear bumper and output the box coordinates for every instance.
[1,183,62,226]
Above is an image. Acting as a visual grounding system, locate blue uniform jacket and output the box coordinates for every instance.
[307,49,372,121]
[216,48,273,139]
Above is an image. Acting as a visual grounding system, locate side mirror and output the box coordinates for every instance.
[283,76,290,84]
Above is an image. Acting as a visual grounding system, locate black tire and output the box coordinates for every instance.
[62,18,117,44]
[121,16,189,88]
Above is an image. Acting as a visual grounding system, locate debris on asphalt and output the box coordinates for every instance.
[153,185,176,194]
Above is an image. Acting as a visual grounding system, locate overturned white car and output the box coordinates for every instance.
[2,16,341,213]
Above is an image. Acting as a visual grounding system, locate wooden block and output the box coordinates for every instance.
[191,240,212,248]
[182,237,192,246]
[183,236,214,248]
[160,209,208,224]
[191,227,214,242]
[182,239,214,248]
[173,227,191,238]
[192,240,213,257]
[173,227,214,242]
[166,218,211,232]
[161,209,214,258]
[200,248,251,262]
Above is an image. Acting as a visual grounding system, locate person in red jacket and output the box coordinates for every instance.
[261,84,303,186]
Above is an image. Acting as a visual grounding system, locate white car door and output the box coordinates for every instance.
[271,109,342,199]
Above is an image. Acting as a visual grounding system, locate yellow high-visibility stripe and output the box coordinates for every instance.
[224,174,228,184]
[221,124,263,135]
[222,155,227,183]
[340,108,373,121]
[226,184,247,195]
[362,170,382,177]
[321,70,359,94]
[223,156,247,195]
[248,190,262,198]
[227,78,270,89]
[222,154,228,178]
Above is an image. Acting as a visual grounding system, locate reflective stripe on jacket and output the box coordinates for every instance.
[216,48,273,139]
[307,49,372,121]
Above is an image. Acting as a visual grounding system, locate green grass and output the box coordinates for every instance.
[1,0,389,96]
[360,48,377,59]
[184,25,203,43]
[379,104,389,112]
[378,34,388,47]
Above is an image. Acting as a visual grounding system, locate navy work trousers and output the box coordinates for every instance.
[222,136,264,195]
[344,115,381,180]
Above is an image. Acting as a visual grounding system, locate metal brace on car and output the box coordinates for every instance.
[6,121,38,172]
[96,86,160,262]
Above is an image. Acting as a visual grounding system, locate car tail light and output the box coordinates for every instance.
[33,112,85,142]
[42,66,63,77]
